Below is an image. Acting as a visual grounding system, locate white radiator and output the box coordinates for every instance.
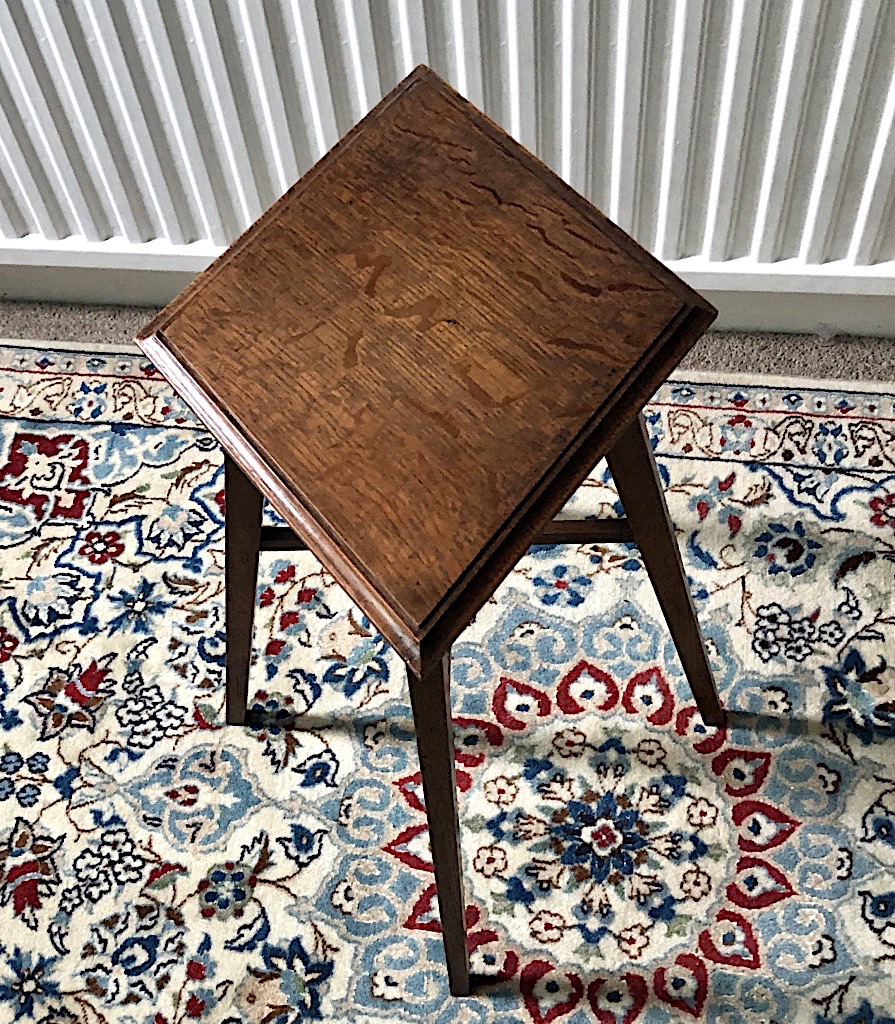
[1,0,894,332]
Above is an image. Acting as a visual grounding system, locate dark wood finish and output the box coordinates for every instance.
[406,654,470,996]
[535,518,634,545]
[137,65,716,675]
[225,454,263,725]
[606,415,725,727]
[136,65,721,996]
[260,526,307,551]
[260,518,634,553]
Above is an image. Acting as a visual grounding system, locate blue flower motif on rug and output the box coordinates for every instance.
[822,649,895,745]
[123,746,261,851]
[0,947,60,1021]
[753,520,821,577]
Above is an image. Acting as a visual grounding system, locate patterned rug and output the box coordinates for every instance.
[0,340,893,1024]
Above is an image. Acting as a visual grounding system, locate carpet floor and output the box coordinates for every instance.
[0,340,893,1024]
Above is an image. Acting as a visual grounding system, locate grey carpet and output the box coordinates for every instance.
[2,299,893,380]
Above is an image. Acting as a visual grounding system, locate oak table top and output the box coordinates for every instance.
[137,65,716,675]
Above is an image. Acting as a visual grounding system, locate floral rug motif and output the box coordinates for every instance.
[0,340,894,1024]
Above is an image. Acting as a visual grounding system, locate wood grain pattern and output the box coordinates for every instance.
[138,64,721,998]
[136,65,716,676]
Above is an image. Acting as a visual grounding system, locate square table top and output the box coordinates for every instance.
[137,66,715,672]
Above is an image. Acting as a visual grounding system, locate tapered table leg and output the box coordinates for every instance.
[407,653,471,995]
[225,454,263,726]
[606,414,725,727]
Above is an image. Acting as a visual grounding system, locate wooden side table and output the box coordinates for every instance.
[137,66,723,997]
